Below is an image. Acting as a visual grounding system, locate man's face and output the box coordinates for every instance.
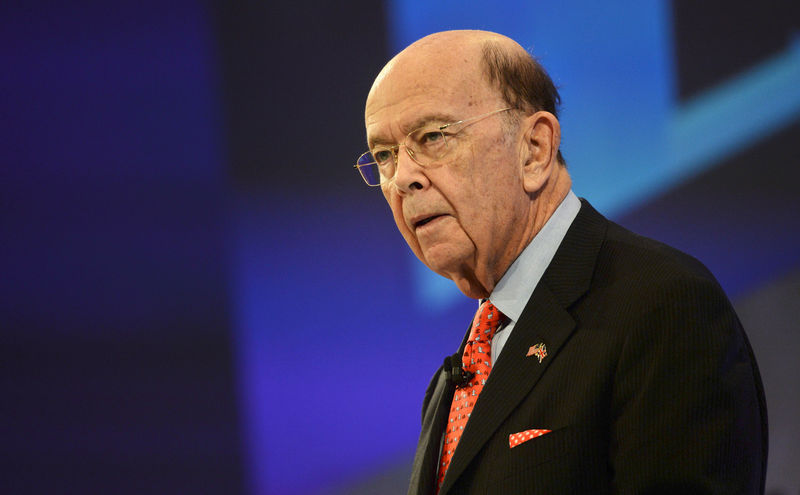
[364,49,531,297]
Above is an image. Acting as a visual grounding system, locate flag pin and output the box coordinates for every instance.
[526,342,547,363]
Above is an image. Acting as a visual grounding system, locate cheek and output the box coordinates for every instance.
[458,208,492,252]
[457,169,521,247]
[385,193,421,250]
[385,193,403,229]
[392,209,412,242]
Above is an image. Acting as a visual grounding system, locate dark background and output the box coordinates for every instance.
[2,1,798,494]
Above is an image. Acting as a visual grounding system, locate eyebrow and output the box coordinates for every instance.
[368,112,460,148]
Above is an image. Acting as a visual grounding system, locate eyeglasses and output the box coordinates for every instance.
[355,107,512,186]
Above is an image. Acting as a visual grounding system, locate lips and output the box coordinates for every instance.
[415,214,444,228]
[407,206,451,231]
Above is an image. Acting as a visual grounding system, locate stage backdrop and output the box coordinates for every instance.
[2,1,798,494]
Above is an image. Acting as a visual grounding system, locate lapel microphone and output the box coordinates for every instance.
[444,353,473,388]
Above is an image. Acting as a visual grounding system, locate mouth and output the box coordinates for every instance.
[414,214,445,229]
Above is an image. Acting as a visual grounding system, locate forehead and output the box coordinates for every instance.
[365,50,498,144]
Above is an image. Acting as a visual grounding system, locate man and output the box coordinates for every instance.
[356,30,767,494]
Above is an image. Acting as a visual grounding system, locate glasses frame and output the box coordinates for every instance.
[355,107,513,186]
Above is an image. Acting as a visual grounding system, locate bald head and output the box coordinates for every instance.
[368,30,564,164]
[368,31,516,99]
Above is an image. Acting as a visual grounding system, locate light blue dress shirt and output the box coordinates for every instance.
[488,190,581,364]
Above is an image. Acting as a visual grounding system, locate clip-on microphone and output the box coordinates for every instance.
[443,353,473,388]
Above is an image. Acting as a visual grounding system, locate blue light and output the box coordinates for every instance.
[388,1,800,313]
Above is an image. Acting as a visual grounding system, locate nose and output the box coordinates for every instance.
[392,145,428,194]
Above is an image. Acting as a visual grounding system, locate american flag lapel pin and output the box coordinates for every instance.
[526,342,547,363]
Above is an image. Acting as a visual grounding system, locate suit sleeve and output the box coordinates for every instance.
[609,275,766,494]
[420,364,445,424]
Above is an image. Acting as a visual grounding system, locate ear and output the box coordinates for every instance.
[520,111,561,194]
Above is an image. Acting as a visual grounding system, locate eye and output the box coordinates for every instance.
[373,149,394,165]
[420,131,444,145]
[414,130,447,152]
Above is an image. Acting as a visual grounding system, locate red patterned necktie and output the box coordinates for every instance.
[437,300,504,491]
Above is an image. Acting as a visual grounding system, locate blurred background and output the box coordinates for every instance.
[2,0,799,493]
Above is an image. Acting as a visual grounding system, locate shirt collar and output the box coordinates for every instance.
[488,190,581,323]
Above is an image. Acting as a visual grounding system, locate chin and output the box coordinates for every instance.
[422,250,483,294]
[420,248,465,278]
[453,280,488,299]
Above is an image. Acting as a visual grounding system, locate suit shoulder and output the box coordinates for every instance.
[599,220,720,290]
[582,218,742,328]
[548,199,724,308]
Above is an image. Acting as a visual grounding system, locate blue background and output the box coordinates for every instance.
[2,1,799,494]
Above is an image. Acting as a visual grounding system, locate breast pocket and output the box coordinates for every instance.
[491,425,610,493]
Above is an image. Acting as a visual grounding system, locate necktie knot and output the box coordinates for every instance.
[462,300,504,374]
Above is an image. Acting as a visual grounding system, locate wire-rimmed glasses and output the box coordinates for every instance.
[355,107,512,186]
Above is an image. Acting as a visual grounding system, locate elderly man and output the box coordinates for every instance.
[357,30,767,494]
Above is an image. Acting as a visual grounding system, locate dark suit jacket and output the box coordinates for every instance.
[408,200,767,495]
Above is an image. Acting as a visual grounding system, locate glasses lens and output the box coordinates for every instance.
[407,128,447,164]
[357,152,381,186]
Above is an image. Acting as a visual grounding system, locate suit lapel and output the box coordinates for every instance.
[438,200,607,494]
[408,366,453,495]
[409,323,476,495]
[439,285,575,493]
